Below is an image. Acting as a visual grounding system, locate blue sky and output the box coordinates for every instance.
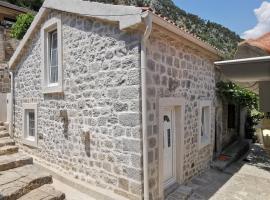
[173,0,269,38]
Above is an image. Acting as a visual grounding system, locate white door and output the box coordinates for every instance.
[163,107,176,187]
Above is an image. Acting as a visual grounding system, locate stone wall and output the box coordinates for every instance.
[0,26,19,63]
[145,28,218,200]
[13,10,143,200]
[0,64,10,93]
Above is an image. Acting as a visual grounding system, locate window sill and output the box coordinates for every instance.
[22,137,38,148]
[42,84,63,94]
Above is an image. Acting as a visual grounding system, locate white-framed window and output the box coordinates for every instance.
[22,103,38,147]
[198,101,211,148]
[41,17,63,94]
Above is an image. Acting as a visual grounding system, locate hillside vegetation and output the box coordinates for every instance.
[88,0,242,58]
[5,0,242,58]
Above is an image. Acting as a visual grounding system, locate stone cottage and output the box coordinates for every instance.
[8,0,225,199]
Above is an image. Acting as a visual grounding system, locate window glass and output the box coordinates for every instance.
[49,30,58,84]
[201,106,210,144]
[228,104,236,129]
[28,111,35,137]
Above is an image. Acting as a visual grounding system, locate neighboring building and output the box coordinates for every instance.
[214,33,270,154]
[215,33,270,143]
[0,1,32,123]
[235,32,270,59]
[8,0,228,199]
[0,1,32,64]
[234,32,270,93]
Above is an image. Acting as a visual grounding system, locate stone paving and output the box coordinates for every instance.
[0,121,65,200]
[167,144,270,200]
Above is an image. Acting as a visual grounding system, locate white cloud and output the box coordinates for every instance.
[242,1,270,39]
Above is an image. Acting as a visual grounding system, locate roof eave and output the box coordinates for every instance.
[150,12,223,59]
[9,7,47,70]
[9,0,144,70]
[215,55,270,66]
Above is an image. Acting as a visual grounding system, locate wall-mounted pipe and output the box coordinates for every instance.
[141,11,152,200]
[9,71,14,138]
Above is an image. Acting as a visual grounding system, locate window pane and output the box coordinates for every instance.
[201,108,205,136]
[49,30,58,84]
[52,31,57,49]
[28,111,35,137]
[228,104,236,129]
[51,49,57,66]
[50,66,58,83]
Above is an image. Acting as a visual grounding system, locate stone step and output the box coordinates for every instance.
[166,185,193,200]
[211,140,250,171]
[0,165,53,200]
[0,137,15,147]
[0,152,33,171]
[0,145,18,156]
[0,130,9,138]
[0,126,6,131]
[18,184,65,200]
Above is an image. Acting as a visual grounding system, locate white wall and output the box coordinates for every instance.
[259,81,270,112]
[0,93,7,122]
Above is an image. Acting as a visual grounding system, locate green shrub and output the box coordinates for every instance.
[217,81,264,140]
[11,13,34,40]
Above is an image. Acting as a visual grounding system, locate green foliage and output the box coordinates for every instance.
[216,81,259,110]
[10,13,34,40]
[2,0,44,11]
[217,81,264,140]
[86,0,242,58]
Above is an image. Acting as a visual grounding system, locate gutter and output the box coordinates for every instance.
[141,11,152,200]
[9,71,14,138]
[215,55,270,65]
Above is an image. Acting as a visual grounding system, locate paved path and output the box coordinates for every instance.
[168,144,270,200]
[52,179,96,200]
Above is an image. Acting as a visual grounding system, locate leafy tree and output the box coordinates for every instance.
[11,13,34,40]
[2,0,44,11]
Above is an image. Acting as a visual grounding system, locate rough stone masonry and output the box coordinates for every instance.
[13,10,143,200]
[12,7,221,200]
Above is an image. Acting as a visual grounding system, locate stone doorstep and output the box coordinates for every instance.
[0,145,19,156]
[0,165,53,199]
[166,185,193,200]
[0,126,6,131]
[0,152,33,171]
[0,137,15,147]
[0,130,9,138]
[17,184,65,200]
[211,140,250,171]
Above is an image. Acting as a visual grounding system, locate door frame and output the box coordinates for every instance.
[158,97,185,199]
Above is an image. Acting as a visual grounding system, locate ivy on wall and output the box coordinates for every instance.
[216,81,259,110]
[216,81,264,141]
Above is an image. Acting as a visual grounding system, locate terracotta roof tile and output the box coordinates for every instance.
[240,32,270,54]
[140,7,221,54]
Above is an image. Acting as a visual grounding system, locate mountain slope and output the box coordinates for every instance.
[3,0,242,58]
[86,0,242,58]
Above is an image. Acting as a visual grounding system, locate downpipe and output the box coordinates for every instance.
[9,71,14,138]
[141,11,152,200]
